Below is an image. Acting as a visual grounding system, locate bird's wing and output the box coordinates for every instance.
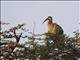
[53,23,63,35]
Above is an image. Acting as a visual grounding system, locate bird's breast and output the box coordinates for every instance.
[48,24,56,33]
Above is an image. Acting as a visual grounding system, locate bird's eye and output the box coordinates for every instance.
[49,18,52,20]
[49,18,51,20]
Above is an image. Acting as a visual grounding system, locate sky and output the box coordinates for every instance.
[1,1,80,38]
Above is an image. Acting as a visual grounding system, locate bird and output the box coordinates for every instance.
[43,16,63,35]
[42,16,64,51]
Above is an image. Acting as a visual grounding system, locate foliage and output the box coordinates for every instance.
[0,22,80,60]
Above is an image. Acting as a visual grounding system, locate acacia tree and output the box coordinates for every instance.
[0,21,80,60]
[0,22,27,59]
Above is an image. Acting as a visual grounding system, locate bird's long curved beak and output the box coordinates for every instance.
[42,18,48,24]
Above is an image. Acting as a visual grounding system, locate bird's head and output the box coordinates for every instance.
[42,16,53,24]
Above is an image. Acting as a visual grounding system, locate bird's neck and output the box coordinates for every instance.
[48,21,52,24]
